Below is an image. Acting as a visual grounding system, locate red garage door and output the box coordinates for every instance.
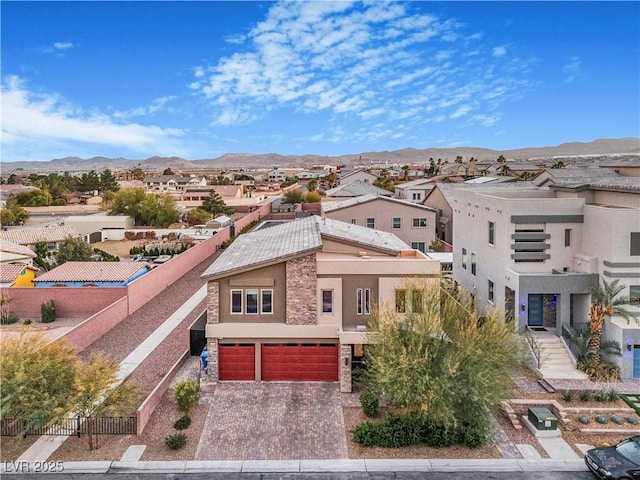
[261,343,338,381]
[219,344,255,381]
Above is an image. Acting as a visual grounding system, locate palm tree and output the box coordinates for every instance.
[588,278,635,365]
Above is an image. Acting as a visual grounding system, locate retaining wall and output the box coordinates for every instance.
[62,297,129,351]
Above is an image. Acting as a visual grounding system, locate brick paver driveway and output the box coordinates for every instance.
[195,383,348,460]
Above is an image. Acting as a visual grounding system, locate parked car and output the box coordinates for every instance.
[585,435,640,479]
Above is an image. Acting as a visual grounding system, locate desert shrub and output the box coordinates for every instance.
[174,379,200,414]
[593,390,608,402]
[421,418,457,448]
[173,415,191,430]
[359,391,379,418]
[561,390,574,402]
[22,318,32,325]
[1,313,19,325]
[606,389,618,402]
[578,390,592,402]
[351,422,378,446]
[165,433,186,450]
[40,300,56,323]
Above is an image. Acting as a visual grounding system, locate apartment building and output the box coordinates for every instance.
[452,179,640,378]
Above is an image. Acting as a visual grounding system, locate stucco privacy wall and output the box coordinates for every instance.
[3,287,125,318]
[62,297,129,351]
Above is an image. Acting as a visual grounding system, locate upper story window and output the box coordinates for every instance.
[462,248,467,269]
[366,218,375,229]
[322,289,333,314]
[488,280,494,303]
[231,290,242,314]
[357,288,371,315]
[631,232,640,256]
[471,253,477,275]
[412,193,421,201]
[488,221,495,246]
[231,288,273,314]
[351,219,357,224]
[413,218,427,228]
[246,289,258,314]
[261,289,273,314]
[392,217,401,229]
[564,228,572,247]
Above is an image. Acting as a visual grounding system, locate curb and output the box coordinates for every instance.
[1,458,588,474]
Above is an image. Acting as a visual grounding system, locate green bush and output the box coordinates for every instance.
[40,300,56,323]
[174,379,200,414]
[606,389,618,402]
[165,433,187,450]
[375,413,422,448]
[351,422,377,446]
[359,391,379,418]
[459,423,489,448]
[1,313,19,325]
[174,415,191,430]
[422,418,457,447]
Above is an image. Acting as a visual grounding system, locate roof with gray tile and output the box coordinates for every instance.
[325,181,393,198]
[322,194,435,213]
[0,225,81,245]
[201,216,410,279]
[33,261,151,283]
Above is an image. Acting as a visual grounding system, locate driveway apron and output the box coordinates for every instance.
[195,383,348,460]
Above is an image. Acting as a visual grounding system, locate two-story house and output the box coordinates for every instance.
[322,194,436,253]
[452,179,640,378]
[201,216,440,392]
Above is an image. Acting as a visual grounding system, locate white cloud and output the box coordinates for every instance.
[54,42,74,50]
[1,76,186,161]
[492,45,507,57]
[563,57,581,83]
[42,42,77,54]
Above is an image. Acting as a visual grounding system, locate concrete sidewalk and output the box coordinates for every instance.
[14,284,207,463]
[1,458,588,475]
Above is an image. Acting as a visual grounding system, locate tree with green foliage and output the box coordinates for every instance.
[10,189,53,207]
[174,379,201,414]
[304,191,321,203]
[360,279,523,441]
[201,190,234,216]
[99,169,120,193]
[140,193,181,228]
[307,179,318,192]
[76,171,101,192]
[130,166,145,181]
[1,332,78,432]
[282,188,305,204]
[325,171,338,188]
[163,168,175,176]
[373,169,395,192]
[183,208,213,226]
[56,236,94,264]
[0,198,30,226]
[71,352,139,450]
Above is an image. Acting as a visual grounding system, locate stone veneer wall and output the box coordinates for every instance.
[340,344,352,393]
[285,254,317,325]
[207,281,220,325]
[206,338,219,382]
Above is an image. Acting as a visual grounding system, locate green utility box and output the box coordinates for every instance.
[528,407,557,430]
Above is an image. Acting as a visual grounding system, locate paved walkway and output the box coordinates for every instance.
[15,284,207,463]
[195,383,348,460]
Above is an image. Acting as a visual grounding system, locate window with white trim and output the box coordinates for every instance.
[411,242,426,253]
[488,221,495,246]
[246,289,258,314]
[413,218,427,227]
[392,217,401,229]
[357,288,371,315]
[366,218,375,229]
[471,253,477,275]
[231,290,242,314]
[261,289,273,314]
[488,280,494,303]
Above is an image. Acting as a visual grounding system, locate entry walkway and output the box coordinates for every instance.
[15,284,207,463]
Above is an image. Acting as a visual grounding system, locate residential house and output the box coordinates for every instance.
[423,183,456,246]
[0,226,81,253]
[267,168,287,183]
[533,167,623,188]
[338,169,377,185]
[201,216,440,392]
[0,239,37,265]
[0,264,38,287]
[394,178,436,204]
[451,178,640,378]
[33,261,151,287]
[143,175,207,194]
[324,181,393,201]
[322,194,436,253]
[62,215,134,236]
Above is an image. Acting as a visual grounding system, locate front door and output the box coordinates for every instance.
[528,294,543,327]
[634,346,640,378]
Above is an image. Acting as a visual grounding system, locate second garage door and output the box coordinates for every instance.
[261,343,338,381]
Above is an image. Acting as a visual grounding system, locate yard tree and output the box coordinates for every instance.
[107,187,146,222]
[76,170,101,192]
[588,278,635,366]
[99,169,120,193]
[282,188,305,204]
[0,332,79,431]
[71,352,139,451]
[201,190,234,216]
[307,179,318,192]
[56,236,94,264]
[11,189,53,207]
[0,199,29,226]
[183,208,213,226]
[108,188,179,227]
[360,279,523,439]
[373,169,395,192]
[304,191,321,203]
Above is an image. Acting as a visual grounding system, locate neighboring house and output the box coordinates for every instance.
[533,167,622,188]
[33,261,151,287]
[181,185,243,202]
[62,215,134,236]
[440,162,483,177]
[451,178,640,378]
[0,264,38,287]
[324,181,393,200]
[207,215,233,229]
[0,239,37,265]
[267,168,287,183]
[201,216,440,392]
[322,194,436,253]
[338,169,377,185]
[0,225,81,251]
[143,175,207,194]
[423,183,456,246]
[394,178,436,203]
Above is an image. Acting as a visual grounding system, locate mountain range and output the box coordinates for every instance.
[2,137,639,173]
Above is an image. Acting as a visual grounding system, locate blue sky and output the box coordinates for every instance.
[1,1,639,163]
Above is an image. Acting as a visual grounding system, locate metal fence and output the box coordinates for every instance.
[1,416,136,437]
